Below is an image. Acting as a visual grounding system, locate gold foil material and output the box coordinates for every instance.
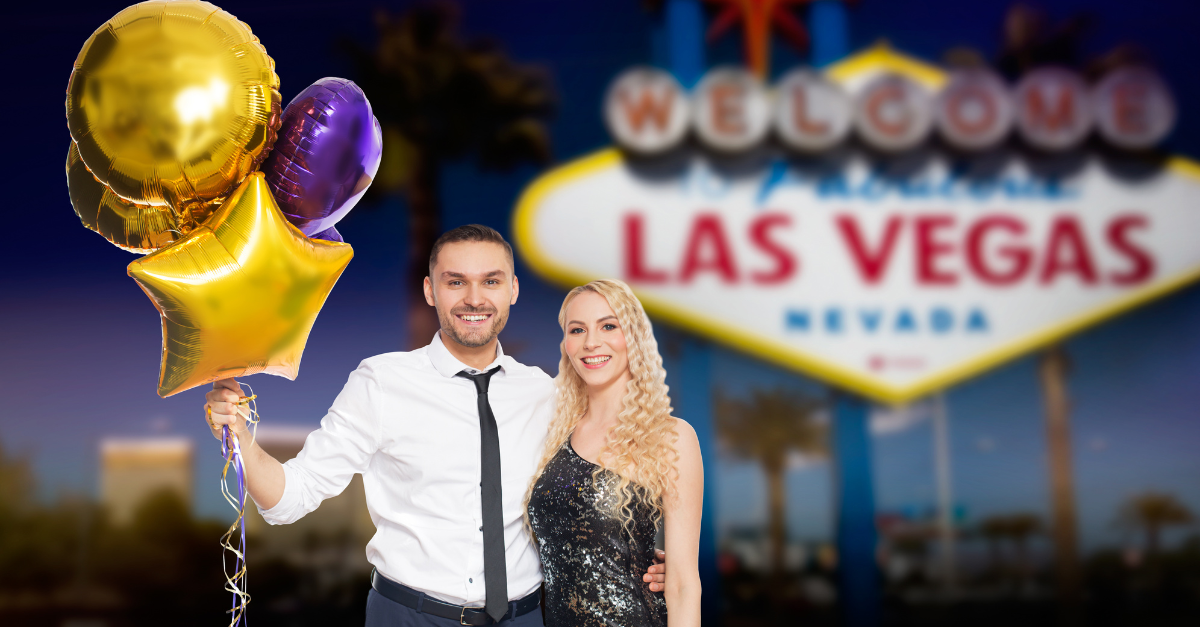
[128,173,353,397]
[66,1,281,229]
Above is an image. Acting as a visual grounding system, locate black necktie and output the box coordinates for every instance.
[457,367,508,622]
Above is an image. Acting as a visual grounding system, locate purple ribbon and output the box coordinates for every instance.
[221,424,250,626]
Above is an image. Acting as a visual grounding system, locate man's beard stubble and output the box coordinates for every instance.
[438,305,507,348]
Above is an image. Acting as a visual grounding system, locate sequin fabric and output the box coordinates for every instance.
[528,440,667,627]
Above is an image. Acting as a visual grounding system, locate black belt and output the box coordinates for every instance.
[370,569,540,625]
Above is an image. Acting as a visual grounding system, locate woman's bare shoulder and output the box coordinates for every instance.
[668,417,701,458]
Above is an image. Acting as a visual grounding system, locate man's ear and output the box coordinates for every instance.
[510,275,520,306]
[423,276,436,307]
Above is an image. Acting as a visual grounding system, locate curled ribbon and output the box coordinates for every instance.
[214,385,260,626]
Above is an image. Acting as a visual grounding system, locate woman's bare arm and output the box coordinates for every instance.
[663,418,704,627]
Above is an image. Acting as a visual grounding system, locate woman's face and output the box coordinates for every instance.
[563,291,631,390]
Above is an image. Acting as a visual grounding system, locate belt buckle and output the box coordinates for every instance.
[460,606,469,626]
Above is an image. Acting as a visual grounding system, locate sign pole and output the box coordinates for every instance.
[653,3,721,624]
[811,4,882,626]
[831,393,881,627]
[933,392,958,594]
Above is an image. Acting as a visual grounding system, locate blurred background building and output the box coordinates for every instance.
[98,437,192,526]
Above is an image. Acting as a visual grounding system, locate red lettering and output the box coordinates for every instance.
[791,86,828,135]
[748,214,796,284]
[1025,86,1076,132]
[711,84,745,135]
[680,214,739,283]
[1040,216,1097,285]
[1114,83,1149,134]
[966,216,1031,285]
[866,84,910,138]
[915,215,958,285]
[836,215,903,284]
[1107,214,1154,285]
[947,85,997,136]
[623,214,668,283]
[617,87,675,133]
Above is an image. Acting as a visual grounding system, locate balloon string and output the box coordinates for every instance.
[219,384,260,627]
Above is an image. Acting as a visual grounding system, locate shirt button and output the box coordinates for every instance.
[469,578,473,583]
[479,526,483,531]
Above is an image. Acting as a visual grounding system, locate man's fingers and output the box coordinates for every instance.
[654,549,665,562]
[204,379,246,443]
[645,563,664,574]
[213,378,242,393]
[205,388,242,405]
[206,402,245,420]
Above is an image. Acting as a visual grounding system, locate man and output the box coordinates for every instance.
[204,225,666,626]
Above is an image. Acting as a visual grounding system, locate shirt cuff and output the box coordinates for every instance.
[255,461,300,525]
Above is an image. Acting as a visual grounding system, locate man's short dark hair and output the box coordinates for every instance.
[428,224,515,275]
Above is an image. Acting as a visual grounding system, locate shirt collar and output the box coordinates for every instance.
[427,331,506,378]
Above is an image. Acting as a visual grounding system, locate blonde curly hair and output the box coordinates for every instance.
[525,279,679,531]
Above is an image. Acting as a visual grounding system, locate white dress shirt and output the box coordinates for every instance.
[258,333,555,606]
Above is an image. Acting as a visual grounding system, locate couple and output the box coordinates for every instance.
[204,225,703,626]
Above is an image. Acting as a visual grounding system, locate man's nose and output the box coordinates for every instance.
[463,284,487,307]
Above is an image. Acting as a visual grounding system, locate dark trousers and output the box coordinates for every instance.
[365,589,545,627]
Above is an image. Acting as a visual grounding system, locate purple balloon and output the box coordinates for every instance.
[261,77,383,238]
[310,226,343,243]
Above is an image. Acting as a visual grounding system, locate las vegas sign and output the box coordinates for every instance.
[512,45,1200,403]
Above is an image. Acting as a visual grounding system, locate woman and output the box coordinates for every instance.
[526,279,703,627]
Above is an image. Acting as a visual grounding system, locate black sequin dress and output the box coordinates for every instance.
[527,439,668,627]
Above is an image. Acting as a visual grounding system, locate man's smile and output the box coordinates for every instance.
[456,313,494,325]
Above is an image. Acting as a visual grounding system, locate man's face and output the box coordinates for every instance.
[423,241,519,349]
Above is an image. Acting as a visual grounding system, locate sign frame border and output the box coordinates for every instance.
[512,45,1200,403]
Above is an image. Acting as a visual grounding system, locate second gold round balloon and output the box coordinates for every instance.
[65,0,281,225]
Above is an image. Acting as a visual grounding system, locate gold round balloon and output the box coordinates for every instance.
[67,142,223,254]
[65,0,281,230]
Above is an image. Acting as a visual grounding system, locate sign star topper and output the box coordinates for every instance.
[704,0,852,77]
[128,173,354,397]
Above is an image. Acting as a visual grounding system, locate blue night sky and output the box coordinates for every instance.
[3,0,1199,556]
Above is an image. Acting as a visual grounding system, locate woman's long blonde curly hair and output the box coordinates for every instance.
[525,279,679,531]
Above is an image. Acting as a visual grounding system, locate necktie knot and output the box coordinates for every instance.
[457,366,500,395]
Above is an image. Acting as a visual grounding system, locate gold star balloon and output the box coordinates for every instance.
[66,1,281,231]
[128,172,353,397]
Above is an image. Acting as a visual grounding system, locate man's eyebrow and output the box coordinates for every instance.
[440,270,507,280]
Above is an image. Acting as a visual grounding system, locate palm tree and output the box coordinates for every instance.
[976,512,1043,586]
[977,516,1010,578]
[1120,492,1195,557]
[715,388,827,582]
[347,1,555,348]
[1005,513,1043,582]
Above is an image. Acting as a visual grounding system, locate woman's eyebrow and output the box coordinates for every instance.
[567,315,617,326]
